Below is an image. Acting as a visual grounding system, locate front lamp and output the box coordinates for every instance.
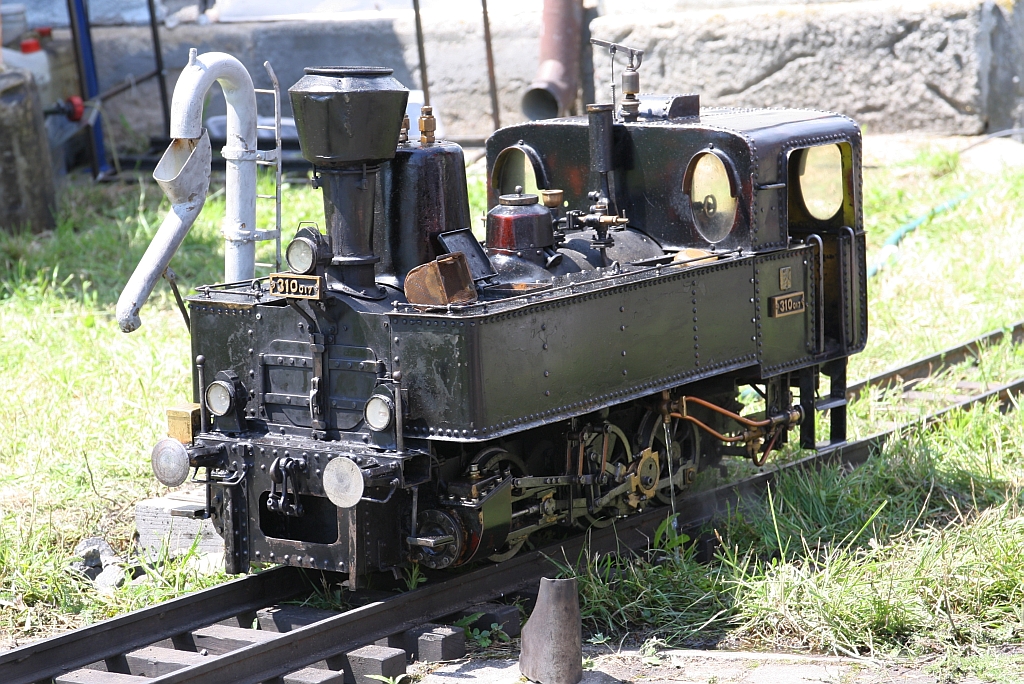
[364,395,394,431]
[205,380,235,417]
[286,236,318,274]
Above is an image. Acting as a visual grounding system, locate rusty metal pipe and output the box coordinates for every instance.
[413,0,430,106]
[522,0,583,120]
[481,0,500,130]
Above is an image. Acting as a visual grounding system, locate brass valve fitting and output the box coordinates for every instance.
[419,105,436,145]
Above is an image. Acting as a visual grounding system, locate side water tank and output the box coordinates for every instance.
[0,66,55,231]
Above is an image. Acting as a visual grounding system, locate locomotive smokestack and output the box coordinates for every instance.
[289,67,409,298]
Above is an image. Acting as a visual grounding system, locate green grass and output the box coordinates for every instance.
[1,141,1023,684]
[568,402,1024,681]
[0,171,322,640]
[856,149,1024,378]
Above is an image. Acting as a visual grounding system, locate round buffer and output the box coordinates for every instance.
[323,457,365,508]
[151,438,190,487]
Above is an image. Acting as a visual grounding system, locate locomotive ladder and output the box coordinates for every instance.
[253,61,284,273]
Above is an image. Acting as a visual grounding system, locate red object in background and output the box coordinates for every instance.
[20,38,42,54]
[66,96,85,122]
[36,27,53,38]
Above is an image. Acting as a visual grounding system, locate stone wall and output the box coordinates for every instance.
[54,0,1024,144]
[590,0,1024,135]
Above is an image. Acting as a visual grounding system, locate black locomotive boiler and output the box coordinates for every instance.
[143,57,867,586]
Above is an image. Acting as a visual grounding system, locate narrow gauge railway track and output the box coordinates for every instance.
[5,324,1024,684]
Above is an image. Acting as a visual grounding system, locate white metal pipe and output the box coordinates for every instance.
[117,131,212,332]
[172,49,258,283]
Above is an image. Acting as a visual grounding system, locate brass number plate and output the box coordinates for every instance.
[768,291,805,318]
[268,273,322,300]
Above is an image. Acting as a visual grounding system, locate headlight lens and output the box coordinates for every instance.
[687,152,737,243]
[286,236,317,274]
[798,144,844,220]
[363,395,394,431]
[205,380,234,417]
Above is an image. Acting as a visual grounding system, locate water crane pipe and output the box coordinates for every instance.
[171,49,258,284]
[117,50,259,333]
[117,131,212,332]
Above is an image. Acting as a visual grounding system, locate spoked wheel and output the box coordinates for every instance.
[582,423,632,528]
[638,411,700,505]
[470,447,530,562]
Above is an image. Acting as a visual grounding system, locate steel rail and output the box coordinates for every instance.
[847,320,1024,401]
[0,566,307,684]
[143,376,1024,684]
[5,367,1022,683]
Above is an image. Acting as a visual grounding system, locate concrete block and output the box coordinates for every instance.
[417,626,466,662]
[134,490,224,559]
[258,604,341,632]
[373,633,409,655]
[454,602,522,638]
[343,645,406,684]
[375,623,465,661]
[123,646,206,677]
[284,668,345,684]
[55,671,142,684]
[189,624,276,655]
[590,0,1024,135]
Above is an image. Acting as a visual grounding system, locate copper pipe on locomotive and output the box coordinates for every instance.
[659,391,803,467]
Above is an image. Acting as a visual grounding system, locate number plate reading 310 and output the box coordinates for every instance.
[268,273,322,300]
[768,291,805,318]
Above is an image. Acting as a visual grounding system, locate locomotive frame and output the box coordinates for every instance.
[128,48,867,587]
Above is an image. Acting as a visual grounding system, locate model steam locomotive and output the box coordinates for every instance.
[125,48,866,586]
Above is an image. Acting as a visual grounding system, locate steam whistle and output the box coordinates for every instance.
[590,38,645,121]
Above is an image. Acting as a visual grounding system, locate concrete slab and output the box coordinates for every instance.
[960,137,1024,174]
[134,489,224,559]
[411,648,948,683]
[860,132,1024,176]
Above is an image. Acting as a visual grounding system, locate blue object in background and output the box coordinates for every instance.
[69,0,114,176]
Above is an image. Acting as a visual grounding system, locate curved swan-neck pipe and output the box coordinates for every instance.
[172,49,258,283]
[117,131,212,332]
